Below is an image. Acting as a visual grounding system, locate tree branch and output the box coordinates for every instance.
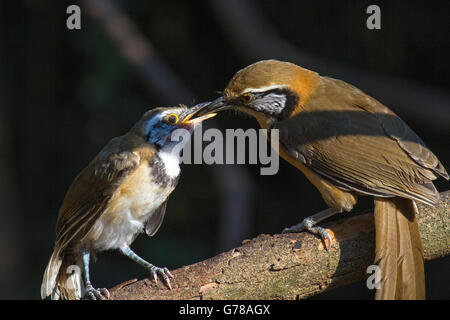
[109,190,450,299]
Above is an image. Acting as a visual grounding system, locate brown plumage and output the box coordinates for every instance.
[41,105,216,299]
[373,197,425,299]
[44,137,151,299]
[201,59,448,299]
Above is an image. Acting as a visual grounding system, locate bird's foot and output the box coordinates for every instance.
[282,217,334,249]
[84,284,110,300]
[150,266,174,290]
[118,246,175,290]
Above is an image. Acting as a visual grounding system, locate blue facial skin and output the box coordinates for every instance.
[147,121,176,149]
[145,102,210,150]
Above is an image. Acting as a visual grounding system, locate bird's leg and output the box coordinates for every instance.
[81,249,110,300]
[282,208,338,248]
[119,245,174,289]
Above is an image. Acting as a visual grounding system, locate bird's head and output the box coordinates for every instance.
[133,103,216,150]
[198,60,319,127]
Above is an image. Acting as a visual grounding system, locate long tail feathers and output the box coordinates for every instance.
[374,197,425,300]
[41,248,63,299]
[41,249,83,300]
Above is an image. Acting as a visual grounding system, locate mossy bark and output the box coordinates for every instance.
[110,191,450,300]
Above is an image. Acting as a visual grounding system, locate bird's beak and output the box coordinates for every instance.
[180,102,217,127]
[193,96,230,117]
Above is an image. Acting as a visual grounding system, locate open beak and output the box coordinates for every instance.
[192,96,229,118]
[181,102,217,127]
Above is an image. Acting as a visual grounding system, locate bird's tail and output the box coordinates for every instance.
[41,248,83,300]
[373,197,425,299]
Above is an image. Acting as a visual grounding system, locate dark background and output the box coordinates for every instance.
[0,0,448,299]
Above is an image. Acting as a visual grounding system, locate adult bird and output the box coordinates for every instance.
[41,104,216,300]
[198,60,448,299]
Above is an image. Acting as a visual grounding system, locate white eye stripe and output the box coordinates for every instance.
[242,85,287,94]
[160,110,177,118]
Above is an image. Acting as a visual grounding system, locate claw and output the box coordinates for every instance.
[150,266,173,290]
[85,285,110,300]
[281,208,338,249]
[164,277,172,290]
[164,267,174,279]
[151,269,158,282]
[282,218,334,250]
[327,232,333,248]
[100,288,111,300]
[318,228,334,250]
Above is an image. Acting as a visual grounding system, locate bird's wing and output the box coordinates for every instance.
[276,77,447,206]
[145,200,167,237]
[54,136,142,251]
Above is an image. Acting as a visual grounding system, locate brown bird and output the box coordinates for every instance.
[198,60,448,299]
[41,104,215,300]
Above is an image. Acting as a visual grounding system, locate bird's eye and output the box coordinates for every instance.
[165,114,179,124]
[241,93,253,103]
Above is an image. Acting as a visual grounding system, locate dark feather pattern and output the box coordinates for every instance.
[55,137,142,249]
[276,76,446,206]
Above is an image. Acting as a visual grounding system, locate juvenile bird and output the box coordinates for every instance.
[41,104,216,300]
[199,60,448,299]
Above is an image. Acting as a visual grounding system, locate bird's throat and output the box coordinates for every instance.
[158,150,181,179]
